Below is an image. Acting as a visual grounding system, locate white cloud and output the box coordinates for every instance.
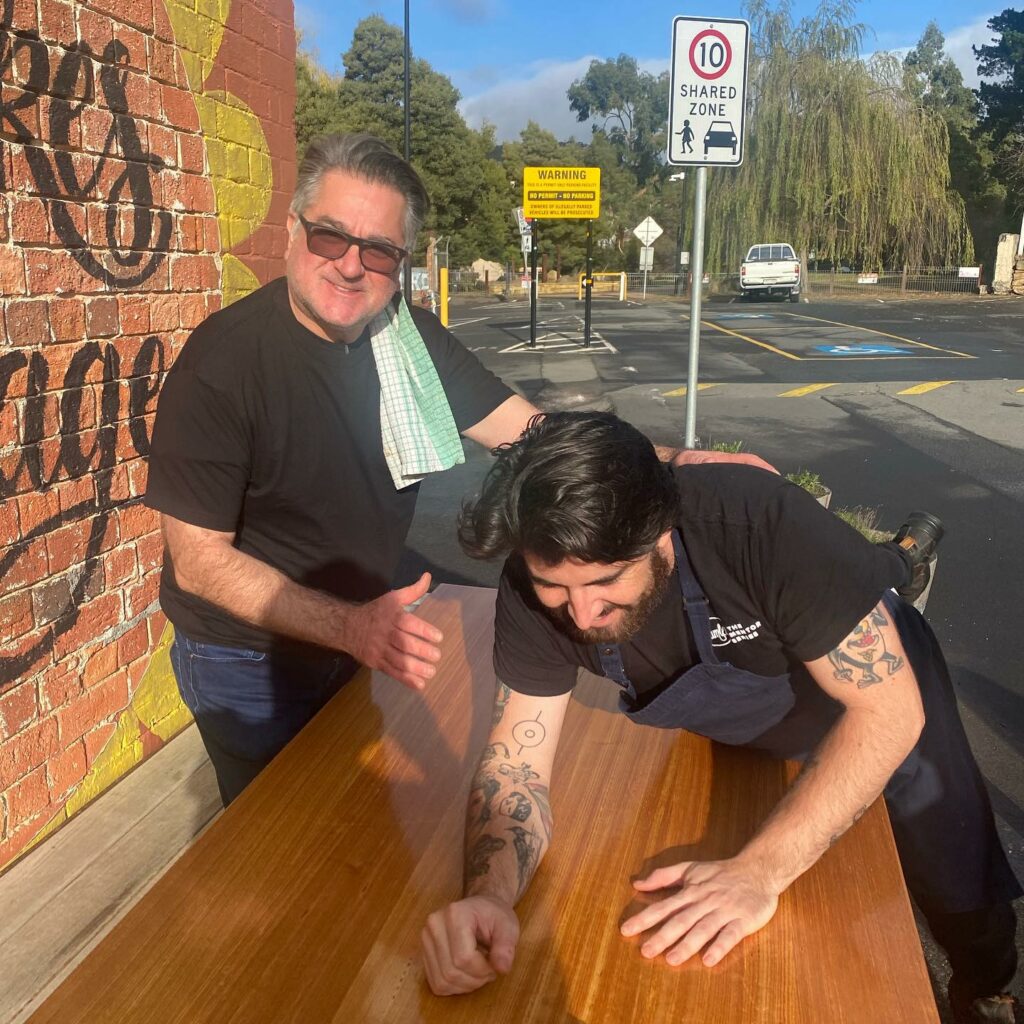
[458,56,598,142]
[458,54,670,143]
[944,14,995,89]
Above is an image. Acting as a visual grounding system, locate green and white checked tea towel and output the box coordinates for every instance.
[369,294,464,490]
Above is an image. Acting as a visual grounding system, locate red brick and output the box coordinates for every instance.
[5,298,51,346]
[38,0,76,43]
[77,7,113,51]
[0,450,36,498]
[44,517,93,574]
[42,46,93,100]
[126,456,147,497]
[113,22,146,70]
[83,642,118,687]
[147,121,177,168]
[0,628,53,687]
[85,297,119,338]
[54,474,96,515]
[44,198,87,248]
[161,85,200,132]
[4,765,52,828]
[146,609,167,645]
[26,249,102,294]
[82,720,116,764]
[38,94,81,147]
[52,590,124,662]
[0,245,27,294]
[57,668,128,744]
[0,682,38,740]
[147,293,179,331]
[0,717,59,790]
[136,529,163,571]
[10,197,50,244]
[116,620,148,667]
[146,36,176,85]
[102,543,138,587]
[177,132,205,174]
[91,0,153,32]
[0,395,17,445]
[47,737,87,798]
[0,809,55,869]
[202,216,220,253]
[15,488,60,535]
[9,39,49,93]
[117,295,150,335]
[79,106,114,155]
[47,297,87,341]
[0,493,23,548]
[32,559,104,625]
[0,537,49,596]
[39,660,83,712]
[116,503,155,544]
[0,590,34,640]
[125,570,159,616]
[0,0,37,32]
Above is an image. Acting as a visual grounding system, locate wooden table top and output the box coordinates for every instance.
[30,584,939,1023]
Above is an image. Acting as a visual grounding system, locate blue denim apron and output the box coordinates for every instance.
[593,530,1022,921]
[594,530,795,745]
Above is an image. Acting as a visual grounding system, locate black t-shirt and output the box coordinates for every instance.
[146,277,513,652]
[494,465,906,700]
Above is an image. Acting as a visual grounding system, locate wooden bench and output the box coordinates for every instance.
[28,584,939,1023]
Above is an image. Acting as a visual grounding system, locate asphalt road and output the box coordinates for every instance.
[398,290,1024,1016]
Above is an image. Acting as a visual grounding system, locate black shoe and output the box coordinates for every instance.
[894,511,944,603]
[949,990,1019,1023]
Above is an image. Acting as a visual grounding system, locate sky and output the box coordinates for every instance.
[294,0,1004,142]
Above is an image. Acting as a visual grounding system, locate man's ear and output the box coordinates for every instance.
[656,530,675,563]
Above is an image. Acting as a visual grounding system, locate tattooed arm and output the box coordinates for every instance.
[422,680,572,996]
[622,598,925,970]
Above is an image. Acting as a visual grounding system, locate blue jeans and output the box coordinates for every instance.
[170,631,357,805]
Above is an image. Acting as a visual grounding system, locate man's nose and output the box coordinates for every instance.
[567,591,602,630]
[333,243,365,278]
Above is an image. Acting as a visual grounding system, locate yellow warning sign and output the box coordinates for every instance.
[523,167,601,219]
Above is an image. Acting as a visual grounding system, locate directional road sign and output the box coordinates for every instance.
[668,16,750,167]
[633,216,663,246]
[523,167,601,219]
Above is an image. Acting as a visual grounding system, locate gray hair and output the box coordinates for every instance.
[290,133,430,249]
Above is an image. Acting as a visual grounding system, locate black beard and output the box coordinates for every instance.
[546,549,673,645]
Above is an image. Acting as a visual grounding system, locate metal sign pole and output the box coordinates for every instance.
[529,224,538,348]
[583,219,593,348]
[684,165,707,449]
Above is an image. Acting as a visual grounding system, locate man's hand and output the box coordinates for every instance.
[344,573,443,690]
[422,895,520,996]
[620,857,780,968]
[671,449,779,474]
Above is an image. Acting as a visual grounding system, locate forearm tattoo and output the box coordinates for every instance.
[826,608,904,689]
[463,731,554,898]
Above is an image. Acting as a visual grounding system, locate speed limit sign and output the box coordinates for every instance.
[668,16,749,167]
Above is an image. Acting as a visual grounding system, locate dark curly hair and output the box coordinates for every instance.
[458,412,679,565]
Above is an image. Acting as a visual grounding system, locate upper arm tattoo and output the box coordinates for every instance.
[492,681,512,727]
[825,607,904,689]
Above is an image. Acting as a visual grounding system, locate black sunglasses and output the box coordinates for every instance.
[297,216,407,273]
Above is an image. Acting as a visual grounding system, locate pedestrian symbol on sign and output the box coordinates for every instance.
[678,119,694,154]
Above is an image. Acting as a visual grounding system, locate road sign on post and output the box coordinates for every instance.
[668,17,749,167]
[633,217,663,246]
[523,167,601,219]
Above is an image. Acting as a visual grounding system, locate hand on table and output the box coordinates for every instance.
[422,896,520,996]
[620,858,780,968]
[671,449,779,474]
[345,573,443,690]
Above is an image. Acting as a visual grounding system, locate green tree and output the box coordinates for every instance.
[702,0,971,273]
[293,18,512,267]
[567,55,669,187]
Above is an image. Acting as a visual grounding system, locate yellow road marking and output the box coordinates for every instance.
[779,383,838,397]
[701,320,801,360]
[897,381,956,395]
[779,311,974,358]
[662,384,720,397]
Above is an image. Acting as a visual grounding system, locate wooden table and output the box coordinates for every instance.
[30,585,939,1023]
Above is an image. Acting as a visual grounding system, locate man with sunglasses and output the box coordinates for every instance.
[146,133,771,806]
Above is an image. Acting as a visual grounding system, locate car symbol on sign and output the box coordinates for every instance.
[704,120,737,156]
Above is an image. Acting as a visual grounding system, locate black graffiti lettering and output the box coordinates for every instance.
[128,336,165,457]
[2,27,172,286]
[0,340,168,685]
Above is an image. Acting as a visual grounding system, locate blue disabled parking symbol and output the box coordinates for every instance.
[816,343,911,355]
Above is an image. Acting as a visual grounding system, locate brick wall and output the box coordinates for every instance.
[0,0,296,870]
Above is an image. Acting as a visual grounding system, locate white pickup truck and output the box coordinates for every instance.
[739,243,801,301]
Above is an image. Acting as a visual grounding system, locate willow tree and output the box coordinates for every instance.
[704,0,972,271]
